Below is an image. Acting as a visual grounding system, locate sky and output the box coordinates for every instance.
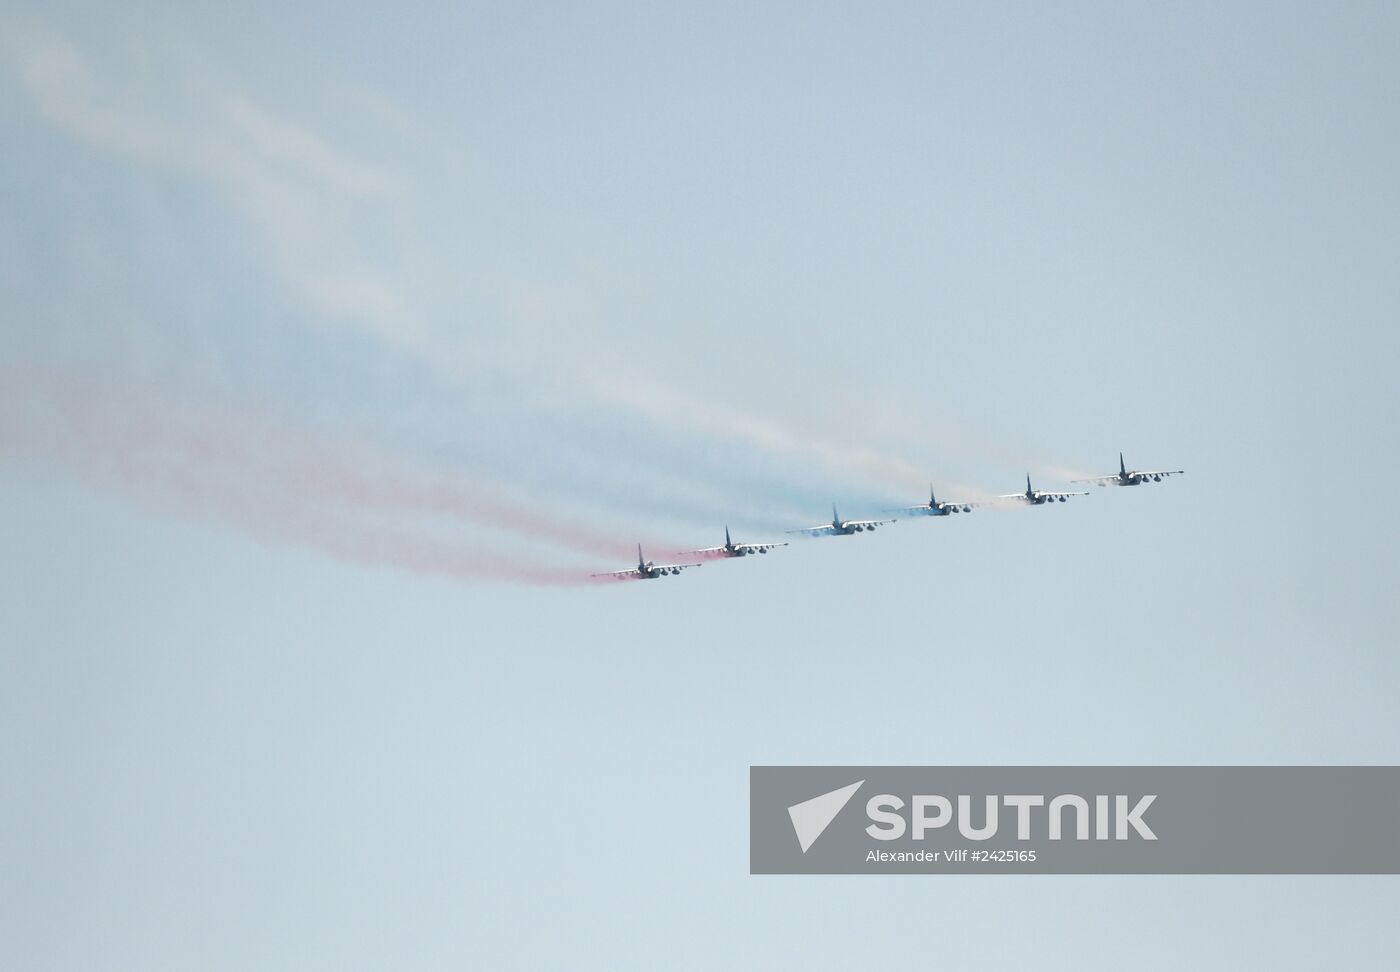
[2,2,1399,968]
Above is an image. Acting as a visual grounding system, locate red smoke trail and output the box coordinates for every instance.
[142,440,597,586]
[0,371,631,585]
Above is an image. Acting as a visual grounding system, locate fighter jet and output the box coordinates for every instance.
[998,474,1087,506]
[682,526,789,559]
[1073,453,1184,487]
[890,485,980,517]
[592,544,701,580]
[789,504,895,537]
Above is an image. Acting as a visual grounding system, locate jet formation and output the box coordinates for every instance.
[591,454,1182,581]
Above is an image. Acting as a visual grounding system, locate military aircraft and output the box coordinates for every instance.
[1073,453,1184,487]
[592,545,701,580]
[789,504,895,537]
[998,474,1087,506]
[682,526,788,559]
[890,485,979,517]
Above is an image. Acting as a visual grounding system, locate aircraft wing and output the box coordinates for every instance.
[737,541,789,553]
[894,502,983,514]
[591,568,645,580]
[994,491,1087,503]
[652,562,702,573]
[789,524,840,537]
[847,517,895,528]
[680,545,728,556]
[1072,469,1184,484]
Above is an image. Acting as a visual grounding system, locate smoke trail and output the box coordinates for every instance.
[148,456,596,587]
[572,371,1021,516]
[0,370,651,582]
[844,391,1102,484]
[1,20,1096,532]
[582,373,934,494]
[578,368,1100,500]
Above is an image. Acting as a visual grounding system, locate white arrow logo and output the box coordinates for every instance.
[787,780,864,853]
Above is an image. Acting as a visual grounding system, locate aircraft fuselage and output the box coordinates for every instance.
[639,563,681,577]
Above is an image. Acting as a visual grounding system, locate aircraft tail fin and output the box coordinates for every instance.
[637,543,645,568]
[832,503,840,525]
[929,483,937,507]
[1119,452,1126,475]
[1026,473,1033,495]
[725,525,732,548]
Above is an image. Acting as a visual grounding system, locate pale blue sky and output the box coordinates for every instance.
[3,3,1399,968]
